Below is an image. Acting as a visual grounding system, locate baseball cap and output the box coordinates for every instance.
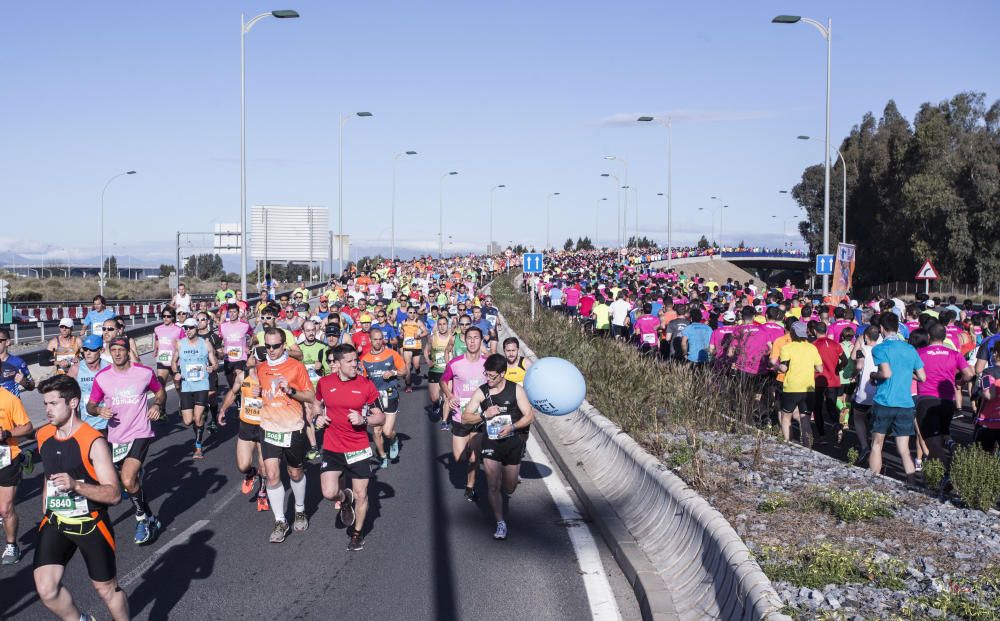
[925,299,936,308]
[722,311,736,323]
[849,300,859,308]
[59,318,74,328]
[82,335,103,350]
[177,306,191,315]
[791,321,808,338]
[109,336,130,349]
[325,324,341,337]
[182,318,198,328]
[360,314,373,323]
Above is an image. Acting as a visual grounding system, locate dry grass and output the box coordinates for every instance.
[1,275,225,302]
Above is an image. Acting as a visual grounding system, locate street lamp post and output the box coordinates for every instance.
[99,170,136,296]
[439,172,458,258]
[240,9,299,299]
[797,135,847,243]
[391,150,417,261]
[489,184,506,255]
[604,155,628,246]
[637,116,673,267]
[600,173,622,245]
[595,197,607,245]
[338,111,373,275]
[773,14,832,293]
[545,192,560,250]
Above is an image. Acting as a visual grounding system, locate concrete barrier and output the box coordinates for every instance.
[491,304,789,620]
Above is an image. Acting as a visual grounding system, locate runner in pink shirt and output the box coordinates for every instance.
[734,307,786,378]
[632,303,660,351]
[440,326,488,502]
[153,309,185,393]
[219,303,253,386]
[915,323,974,464]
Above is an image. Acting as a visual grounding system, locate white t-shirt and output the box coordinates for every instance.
[173,293,192,309]
[610,300,631,326]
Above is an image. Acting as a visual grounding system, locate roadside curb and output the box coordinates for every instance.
[490,297,790,620]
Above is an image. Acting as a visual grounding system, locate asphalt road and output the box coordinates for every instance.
[1,353,639,620]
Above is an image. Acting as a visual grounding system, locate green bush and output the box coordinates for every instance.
[757,543,904,590]
[845,447,859,467]
[758,492,790,513]
[923,458,946,492]
[820,490,894,522]
[951,445,1000,511]
[667,441,694,469]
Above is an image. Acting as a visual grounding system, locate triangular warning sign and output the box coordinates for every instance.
[915,260,939,280]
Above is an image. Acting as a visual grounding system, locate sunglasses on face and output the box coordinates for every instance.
[163,315,174,319]
[265,343,283,350]
[185,326,197,330]
[83,347,101,353]
[198,318,208,322]
[459,322,471,327]
[60,325,71,329]
[485,373,502,381]
[102,327,116,331]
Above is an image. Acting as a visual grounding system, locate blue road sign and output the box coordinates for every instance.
[815,254,834,275]
[522,253,544,274]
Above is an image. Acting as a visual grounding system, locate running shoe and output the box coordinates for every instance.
[464,487,478,503]
[412,373,423,387]
[257,495,271,512]
[292,511,309,532]
[493,521,508,541]
[305,446,321,462]
[193,447,204,460]
[380,457,389,470]
[389,437,400,460]
[439,421,450,432]
[206,419,218,435]
[134,516,161,545]
[347,530,365,552]
[1,543,20,565]
[269,520,290,543]
[241,472,258,495]
[404,386,413,393]
[339,489,356,527]
[915,459,923,473]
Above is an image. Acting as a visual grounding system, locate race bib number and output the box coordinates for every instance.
[227,346,243,361]
[434,352,446,367]
[56,354,75,363]
[307,366,320,383]
[344,446,373,464]
[486,414,513,440]
[46,479,89,518]
[264,430,292,448]
[185,364,205,382]
[643,333,656,345]
[111,441,133,463]
[403,337,416,348]
[243,397,262,422]
[0,445,10,468]
[487,315,498,328]
[156,350,172,365]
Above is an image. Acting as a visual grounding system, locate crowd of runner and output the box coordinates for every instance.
[0,253,551,621]
[527,249,1000,488]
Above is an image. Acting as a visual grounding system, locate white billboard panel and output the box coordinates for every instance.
[251,205,328,262]
[213,223,242,255]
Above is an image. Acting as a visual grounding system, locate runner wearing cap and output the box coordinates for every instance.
[112,317,141,364]
[67,335,110,432]
[87,335,166,545]
[172,318,218,459]
[47,319,81,374]
[352,314,375,358]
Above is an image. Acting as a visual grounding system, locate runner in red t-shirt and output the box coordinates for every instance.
[810,321,847,445]
[314,343,385,552]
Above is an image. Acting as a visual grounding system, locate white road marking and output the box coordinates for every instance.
[526,434,623,621]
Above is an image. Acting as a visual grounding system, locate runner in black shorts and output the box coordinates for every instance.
[462,353,536,540]
[33,374,130,621]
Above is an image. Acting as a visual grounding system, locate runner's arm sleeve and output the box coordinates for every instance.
[88,376,106,404]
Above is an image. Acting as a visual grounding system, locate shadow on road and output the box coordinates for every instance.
[129,529,216,620]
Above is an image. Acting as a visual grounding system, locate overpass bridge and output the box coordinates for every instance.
[648,251,812,286]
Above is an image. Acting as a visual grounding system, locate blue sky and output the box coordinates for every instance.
[3,1,998,265]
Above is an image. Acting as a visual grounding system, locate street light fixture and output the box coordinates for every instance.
[338,111,374,275]
[489,184,506,255]
[604,155,628,247]
[439,172,458,258]
[637,115,673,266]
[797,135,847,244]
[545,192,560,250]
[99,170,136,295]
[240,9,299,298]
[773,13,832,293]
[390,150,417,261]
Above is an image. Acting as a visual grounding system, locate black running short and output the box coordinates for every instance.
[450,420,482,438]
[238,421,261,443]
[377,395,400,415]
[780,391,813,414]
[34,511,117,583]
[111,437,152,466]
[320,449,373,480]
[224,360,247,375]
[180,390,209,410]
[261,429,308,469]
[915,397,955,439]
[427,370,444,384]
[481,433,528,466]
[0,454,24,487]
[156,363,172,372]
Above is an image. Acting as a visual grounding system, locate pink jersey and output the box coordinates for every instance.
[564,288,581,308]
[89,364,161,444]
[219,319,253,362]
[945,325,963,350]
[153,323,185,367]
[441,354,487,422]
[905,320,921,334]
[828,319,856,343]
[633,315,660,346]
[709,324,739,352]
[917,344,968,400]
[734,322,785,375]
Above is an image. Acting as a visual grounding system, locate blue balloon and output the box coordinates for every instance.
[524,357,586,416]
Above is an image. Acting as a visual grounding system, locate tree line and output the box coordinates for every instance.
[792,91,1000,289]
